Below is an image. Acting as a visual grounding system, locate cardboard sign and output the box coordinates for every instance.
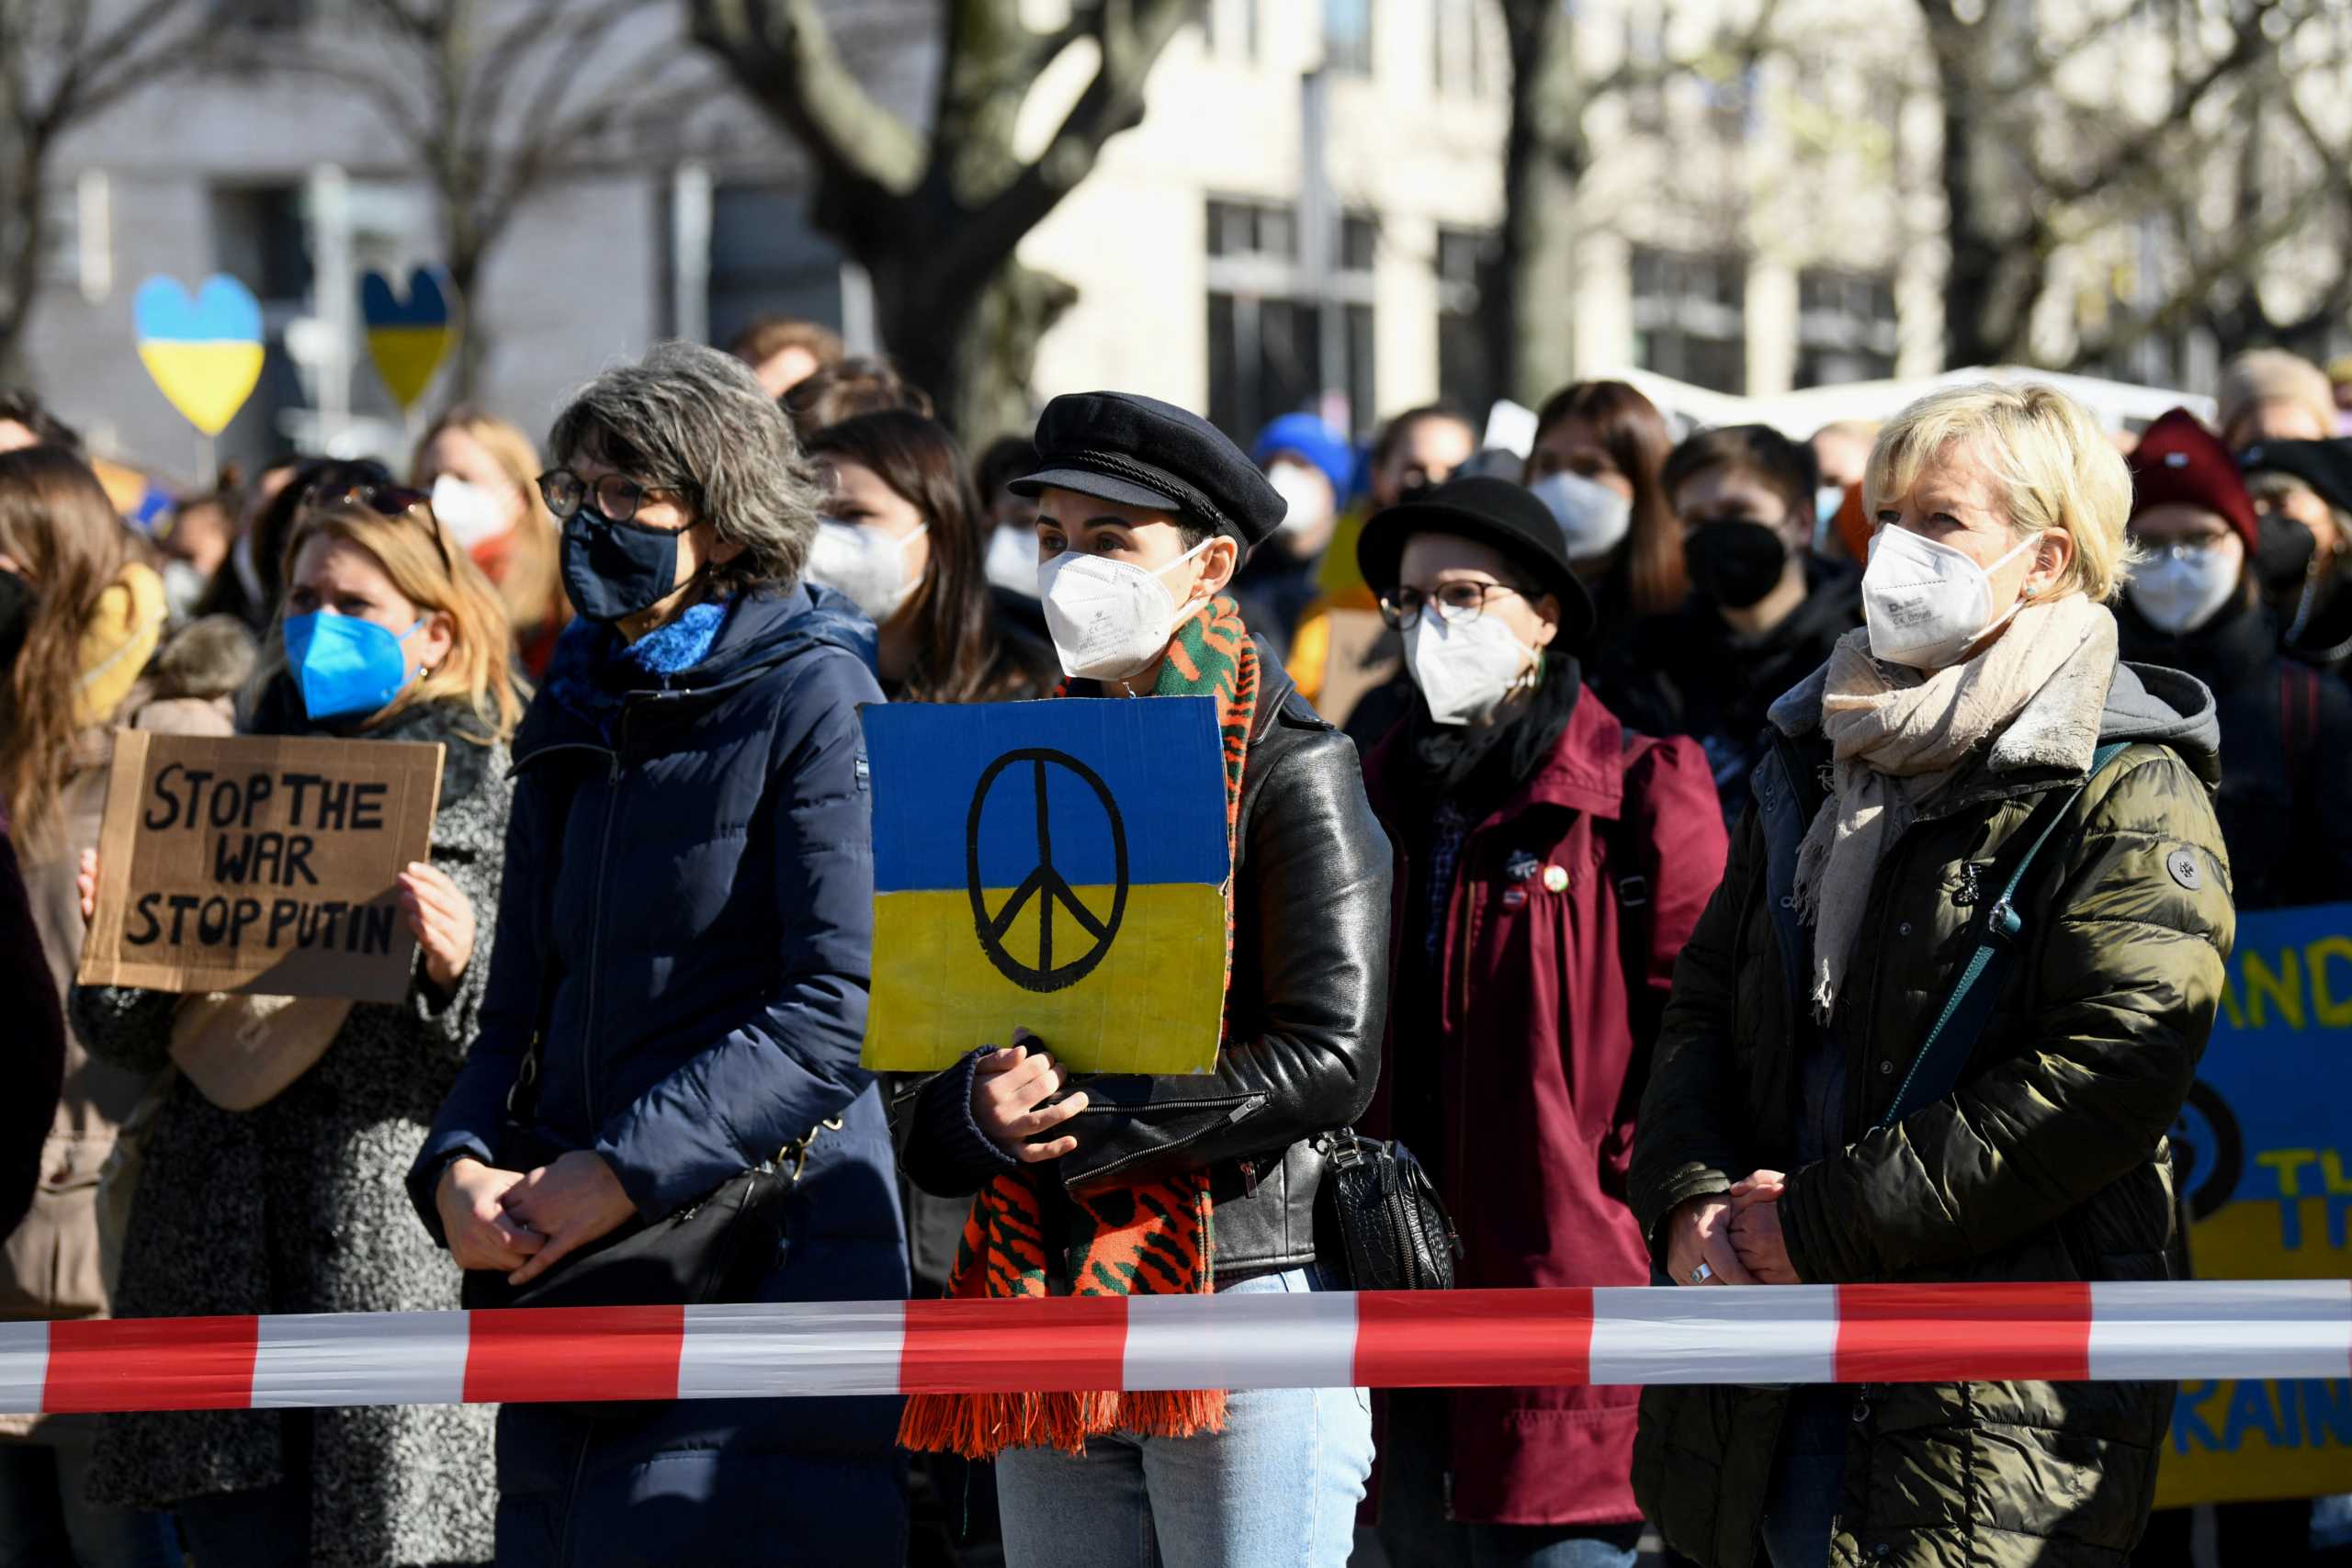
[860,696,1229,1075]
[77,733,444,1005]
[2154,900,2352,1508]
[360,265,458,411]
[132,275,265,436]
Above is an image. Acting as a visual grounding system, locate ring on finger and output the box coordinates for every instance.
[1690,1261,1713,1285]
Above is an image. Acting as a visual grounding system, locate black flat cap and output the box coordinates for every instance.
[1013,391,1287,552]
[1357,475,1596,646]
[2240,436,2352,517]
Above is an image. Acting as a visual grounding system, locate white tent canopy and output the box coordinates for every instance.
[1601,366,2213,440]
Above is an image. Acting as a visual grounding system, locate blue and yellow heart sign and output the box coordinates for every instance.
[360,266,457,412]
[133,275,266,436]
[860,696,1230,1075]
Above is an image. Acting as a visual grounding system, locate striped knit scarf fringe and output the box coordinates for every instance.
[899,594,1258,1461]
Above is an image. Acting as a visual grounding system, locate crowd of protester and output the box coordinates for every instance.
[0,317,2343,1568]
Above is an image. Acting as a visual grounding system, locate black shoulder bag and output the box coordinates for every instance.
[457,1025,838,1312]
[456,763,835,1313]
[1314,1130,1461,1291]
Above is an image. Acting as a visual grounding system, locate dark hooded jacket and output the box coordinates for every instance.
[2116,592,2352,910]
[408,583,910,1567]
[1629,627,2236,1568]
[1596,558,1862,826]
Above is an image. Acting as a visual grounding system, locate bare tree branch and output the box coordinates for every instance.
[687,0,923,194]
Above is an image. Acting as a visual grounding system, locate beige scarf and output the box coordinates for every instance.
[1792,593,2114,1020]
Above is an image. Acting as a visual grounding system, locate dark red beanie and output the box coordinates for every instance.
[2128,407,2258,547]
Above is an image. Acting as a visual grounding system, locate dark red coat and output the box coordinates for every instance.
[1363,686,1727,1527]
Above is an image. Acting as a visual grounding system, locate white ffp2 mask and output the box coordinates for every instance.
[1038,538,1212,683]
[430,474,516,550]
[983,524,1041,596]
[1862,525,2041,670]
[1403,612,1538,726]
[806,518,929,624]
[1530,469,1632,561]
[2127,543,2240,635]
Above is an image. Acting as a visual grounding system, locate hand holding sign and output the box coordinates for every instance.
[970,1036,1090,1162]
[361,266,458,412]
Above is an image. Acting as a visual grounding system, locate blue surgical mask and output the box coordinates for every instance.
[561,505,684,624]
[283,611,421,721]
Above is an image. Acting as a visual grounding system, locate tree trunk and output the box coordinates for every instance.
[1488,0,1582,407]
[444,231,486,409]
[1925,0,2052,368]
[0,130,44,384]
[871,248,1075,441]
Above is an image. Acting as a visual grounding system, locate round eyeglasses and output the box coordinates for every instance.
[1377,581,1525,631]
[537,467,692,525]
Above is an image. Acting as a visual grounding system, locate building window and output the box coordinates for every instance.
[700,183,849,351]
[1204,0,1259,62]
[1436,226,1497,419]
[1632,245,1747,394]
[1432,0,1496,98]
[1324,0,1374,75]
[1794,267,1897,388]
[1205,197,1375,440]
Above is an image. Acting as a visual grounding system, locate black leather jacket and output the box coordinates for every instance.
[901,640,1394,1277]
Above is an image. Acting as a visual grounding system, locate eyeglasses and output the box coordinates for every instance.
[537,467,691,525]
[1377,581,1524,630]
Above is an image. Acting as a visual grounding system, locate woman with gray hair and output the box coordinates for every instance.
[407,341,909,1563]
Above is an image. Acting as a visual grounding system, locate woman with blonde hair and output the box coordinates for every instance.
[0,446,193,1568]
[414,405,570,676]
[69,484,519,1567]
[1630,383,2234,1568]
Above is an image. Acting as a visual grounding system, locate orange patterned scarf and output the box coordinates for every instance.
[899,593,1258,1460]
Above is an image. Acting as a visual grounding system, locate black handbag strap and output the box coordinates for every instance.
[1874,741,2131,1130]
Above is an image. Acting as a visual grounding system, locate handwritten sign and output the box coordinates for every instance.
[2156,900,2352,1508]
[77,733,443,1005]
[859,697,1229,1075]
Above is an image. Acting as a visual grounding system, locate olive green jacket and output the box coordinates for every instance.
[1629,636,2235,1568]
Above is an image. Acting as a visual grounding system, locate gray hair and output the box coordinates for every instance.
[548,340,819,593]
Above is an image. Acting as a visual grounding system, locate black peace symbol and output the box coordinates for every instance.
[965,748,1128,993]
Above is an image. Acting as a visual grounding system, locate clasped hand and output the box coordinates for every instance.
[1665,1168,1802,1287]
[436,1150,637,1286]
[969,1031,1088,1162]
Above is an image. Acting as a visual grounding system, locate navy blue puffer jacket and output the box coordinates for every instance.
[409,582,908,1566]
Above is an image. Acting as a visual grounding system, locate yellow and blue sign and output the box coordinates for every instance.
[861,696,1229,1076]
[132,275,265,436]
[360,266,457,412]
[2158,900,2352,1508]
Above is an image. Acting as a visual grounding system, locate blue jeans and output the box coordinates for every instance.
[994,1269,1374,1568]
[0,1429,180,1568]
[1376,1390,1640,1568]
[1759,1389,1849,1568]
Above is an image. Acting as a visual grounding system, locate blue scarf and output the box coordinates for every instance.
[549,600,729,740]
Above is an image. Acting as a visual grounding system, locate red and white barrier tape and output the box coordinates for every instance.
[5,1281,2346,1415]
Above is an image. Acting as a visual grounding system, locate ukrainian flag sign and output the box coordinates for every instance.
[132,275,266,437]
[861,696,1229,1075]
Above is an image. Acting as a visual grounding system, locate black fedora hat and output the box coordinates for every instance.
[1356,475,1596,646]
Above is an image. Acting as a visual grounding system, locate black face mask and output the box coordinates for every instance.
[1684,520,1792,609]
[560,506,687,624]
[2253,512,2319,594]
[0,569,29,671]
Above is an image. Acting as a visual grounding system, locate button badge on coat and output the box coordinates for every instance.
[2165,847,2203,891]
[1542,863,1569,893]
